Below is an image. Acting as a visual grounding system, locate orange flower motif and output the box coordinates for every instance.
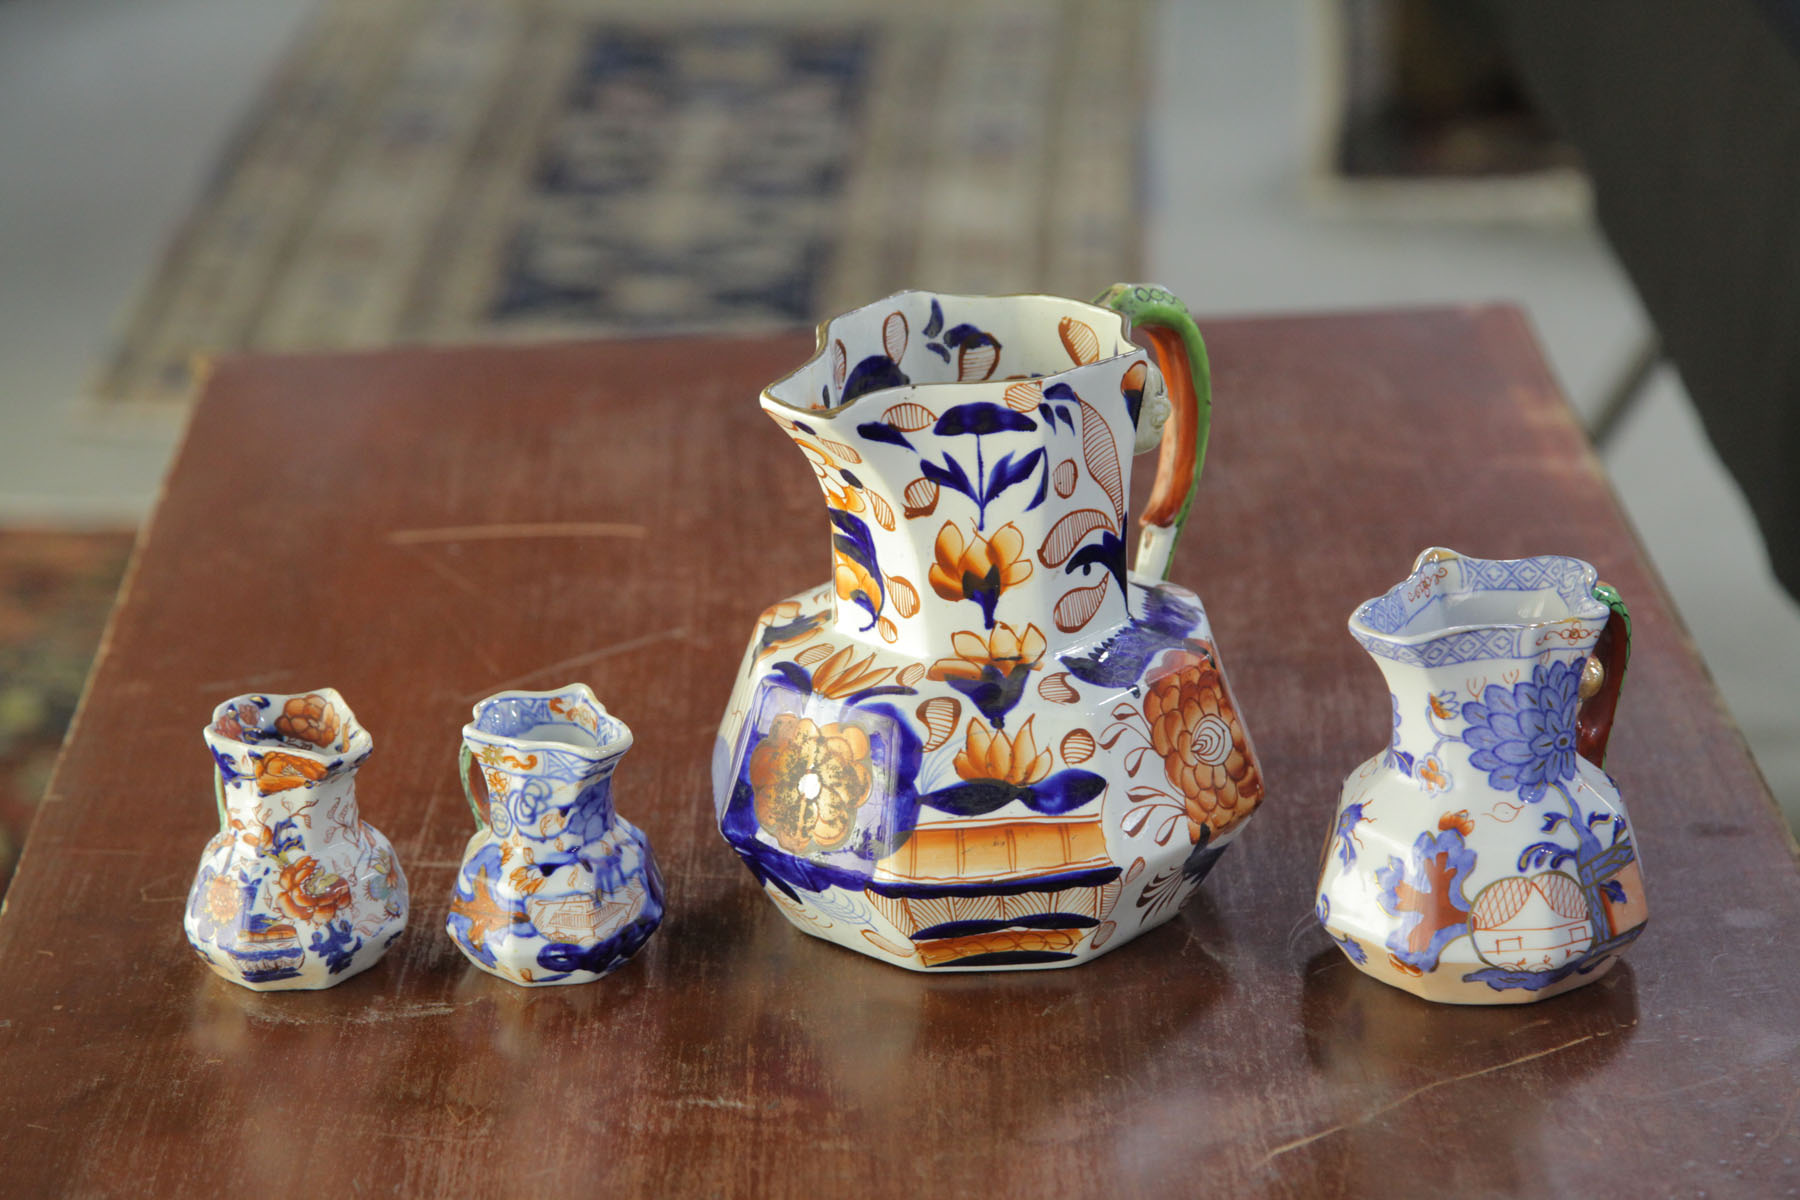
[1428,692,1458,721]
[232,818,275,854]
[275,693,340,749]
[1420,755,1453,796]
[928,621,1046,683]
[792,436,864,511]
[203,871,243,926]
[953,716,1052,786]
[1143,652,1263,841]
[833,550,882,619]
[928,521,1032,626]
[820,475,865,513]
[547,695,599,731]
[1438,809,1474,836]
[276,856,352,924]
[212,702,257,742]
[810,644,896,698]
[253,751,329,793]
[748,713,875,855]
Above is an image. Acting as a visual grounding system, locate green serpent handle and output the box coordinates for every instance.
[1096,283,1213,580]
[459,744,489,830]
[213,764,230,832]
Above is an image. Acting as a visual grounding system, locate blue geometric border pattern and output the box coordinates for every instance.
[1460,554,1596,605]
[1352,552,1605,668]
[1353,624,1596,668]
[1356,589,1413,639]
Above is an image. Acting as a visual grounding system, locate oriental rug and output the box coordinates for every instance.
[96,0,1145,413]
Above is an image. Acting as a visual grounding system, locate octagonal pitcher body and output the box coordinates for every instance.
[449,685,663,986]
[1316,548,1647,1004]
[713,285,1265,970]
[186,690,408,990]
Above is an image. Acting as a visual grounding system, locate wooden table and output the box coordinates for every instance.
[3,309,1796,1198]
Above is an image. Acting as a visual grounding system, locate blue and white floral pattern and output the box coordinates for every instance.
[449,684,663,986]
[1316,549,1648,1004]
[1459,660,1582,803]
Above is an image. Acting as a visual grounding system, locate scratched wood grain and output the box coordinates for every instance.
[1,312,1796,1198]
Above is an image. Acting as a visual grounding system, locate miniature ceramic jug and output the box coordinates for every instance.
[185,690,408,990]
[448,685,663,985]
[713,284,1264,971]
[1315,548,1647,1003]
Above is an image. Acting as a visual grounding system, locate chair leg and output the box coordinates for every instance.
[1588,333,1662,449]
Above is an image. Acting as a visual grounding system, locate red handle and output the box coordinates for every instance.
[1576,582,1631,767]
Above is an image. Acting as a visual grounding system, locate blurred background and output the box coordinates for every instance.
[1,0,1796,889]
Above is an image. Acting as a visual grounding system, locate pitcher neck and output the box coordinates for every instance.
[825,509,1134,658]
[478,748,621,828]
[220,772,358,838]
[1374,654,1585,762]
[768,361,1145,661]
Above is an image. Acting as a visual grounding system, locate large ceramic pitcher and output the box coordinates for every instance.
[448,685,663,986]
[1316,548,1647,1004]
[714,285,1264,971]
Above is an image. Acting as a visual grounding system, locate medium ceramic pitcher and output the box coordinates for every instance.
[1316,548,1647,1004]
[448,685,663,986]
[713,285,1264,971]
[185,690,408,990]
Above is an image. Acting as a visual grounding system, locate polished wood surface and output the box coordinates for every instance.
[3,310,1796,1197]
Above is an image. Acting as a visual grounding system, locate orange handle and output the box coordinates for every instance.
[1096,283,1211,580]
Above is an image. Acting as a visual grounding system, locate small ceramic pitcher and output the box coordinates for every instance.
[1316,548,1646,1004]
[448,685,663,986]
[186,690,408,990]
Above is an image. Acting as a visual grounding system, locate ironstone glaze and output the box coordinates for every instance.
[185,690,408,990]
[448,685,663,986]
[1316,547,1647,1003]
[713,285,1265,970]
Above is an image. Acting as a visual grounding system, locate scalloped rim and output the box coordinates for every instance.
[202,687,370,765]
[760,288,1145,418]
[1348,546,1608,646]
[463,682,633,759]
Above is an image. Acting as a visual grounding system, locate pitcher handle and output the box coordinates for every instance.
[212,763,230,833]
[1097,283,1212,580]
[1576,581,1632,767]
[459,744,489,830]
